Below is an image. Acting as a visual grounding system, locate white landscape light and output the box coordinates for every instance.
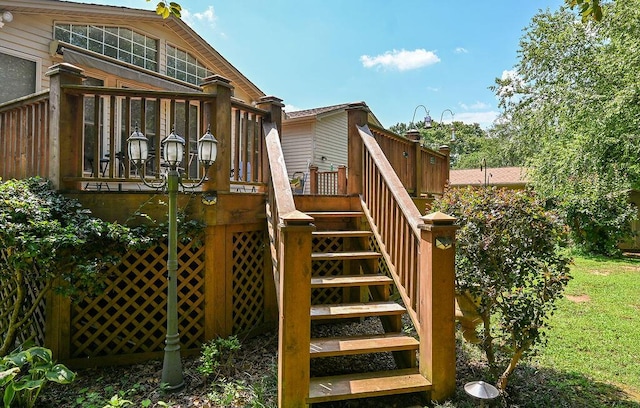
[464,380,500,407]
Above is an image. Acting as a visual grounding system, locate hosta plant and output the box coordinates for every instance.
[0,345,75,408]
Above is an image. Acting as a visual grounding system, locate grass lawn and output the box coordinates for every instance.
[534,255,640,399]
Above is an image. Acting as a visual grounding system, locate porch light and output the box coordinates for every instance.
[197,125,218,168]
[127,123,148,165]
[162,127,185,168]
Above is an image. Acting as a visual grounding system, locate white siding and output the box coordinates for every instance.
[281,121,315,193]
[315,112,347,172]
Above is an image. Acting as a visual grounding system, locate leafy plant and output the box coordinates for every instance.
[433,187,572,391]
[101,394,132,408]
[0,346,75,408]
[0,177,147,356]
[197,336,241,380]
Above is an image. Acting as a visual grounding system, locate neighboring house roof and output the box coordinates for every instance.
[284,102,383,127]
[450,166,529,188]
[1,0,265,103]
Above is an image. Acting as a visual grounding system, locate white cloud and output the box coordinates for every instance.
[181,6,217,27]
[360,49,440,71]
[455,111,500,128]
[459,101,491,110]
[283,104,304,113]
[426,86,440,92]
[454,47,468,54]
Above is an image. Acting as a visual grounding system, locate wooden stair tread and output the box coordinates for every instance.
[313,230,373,237]
[310,333,418,357]
[308,368,431,403]
[306,211,363,218]
[311,301,405,320]
[312,251,381,261]
[311,274,393,288]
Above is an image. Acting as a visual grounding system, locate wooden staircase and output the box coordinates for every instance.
[301,202,432,404]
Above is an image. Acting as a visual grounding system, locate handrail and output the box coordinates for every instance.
[357,124,425,332]
[0,90,50,113]
[263,121,313,406]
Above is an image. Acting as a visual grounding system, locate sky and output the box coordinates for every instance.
[73,0,565,129]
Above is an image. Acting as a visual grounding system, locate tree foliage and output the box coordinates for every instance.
[389,120,523,170]
[433,187,572,391]
[148,0,181,18]
[493,1,638,255]
[0,178,147,356]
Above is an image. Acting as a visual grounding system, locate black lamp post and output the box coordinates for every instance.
[127,123,217,390]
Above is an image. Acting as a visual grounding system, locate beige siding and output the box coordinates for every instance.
[315,112,347,172]
[0,10,252,102]
[282,121,314,193]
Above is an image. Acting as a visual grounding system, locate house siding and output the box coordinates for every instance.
[0,9,253,103]
[281,120,315,193]
[315,112,347,172]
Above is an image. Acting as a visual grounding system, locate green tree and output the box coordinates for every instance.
[390,120,522,169]
[0,178,146,356]
[433,187,572,391]
[493,1,638,255]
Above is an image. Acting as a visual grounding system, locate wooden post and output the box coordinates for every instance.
[418,211,457,401]
[346,102,370,196]
[406,129,422,197]
[309,165,318,194]
[337,165,347,195]
[201,75,232,192]
[45,63,85,191]
[278,212,314,408]
[45,280,71,362]
[257,96,284,185]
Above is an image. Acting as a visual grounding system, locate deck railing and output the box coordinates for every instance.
[355,118,457,400]
[308,165,347,195]
[368,123,450,197]
[0,91,51,180]
[263,122,314,407]
[0,63,269,193]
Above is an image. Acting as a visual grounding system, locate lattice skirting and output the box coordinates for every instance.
[231,230,266,334]
[1,225,272,364]
[0,279,46,349]
[70,239,206,359]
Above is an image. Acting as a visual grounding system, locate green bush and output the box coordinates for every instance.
[0,177,147,356]
[433,187,572,391]
[0,345,75,408]
[197,336,241,380]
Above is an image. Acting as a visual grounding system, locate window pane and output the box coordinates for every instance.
[0,53,36,104]
[89,26,104,41]
[89,39,102,53]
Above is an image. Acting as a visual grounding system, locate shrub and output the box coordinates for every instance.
[432,187,572,391]
[197,336,241,380]
[0,178,147,356]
